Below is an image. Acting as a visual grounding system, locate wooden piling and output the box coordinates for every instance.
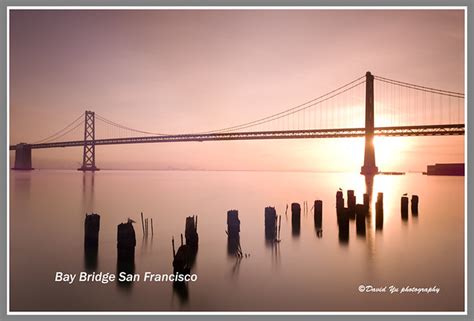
[355,204,366,236]
[291,203,301,236]
[173,244,191,276]
[227,210,240,237]
[278,215,282,240]
[347,190,356,219]
[140,212,145,235]
[117,220,136,261]
[411,195,419,215]
[401,196,409,220]
[314,200,322,229]
[84,213,100,248]
[338,208,349,243]
[264,207,277,240]
[336,190,344,211]
[363,193,369,211]
[185,216,199,248]
[172,236,176,257]
[151,218,154,236]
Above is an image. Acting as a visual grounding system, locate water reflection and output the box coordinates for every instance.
[270,241,281,267]
[13,171,32,201]
[9,170,464,311]
[82,173,95,214]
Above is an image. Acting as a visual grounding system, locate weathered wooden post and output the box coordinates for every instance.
[227,210,240,237]
[314,200,323,229]
[355,204,366,236]
[336,190,344,212]
[117,219,136,262]
[347,190,356,219]
[84,213,100,248]
[291,203,301,236]
[338,208,349,244]
[411,195,419,215]
[185,215,199,249]
[401,195,409,220]
[227,209,241,256]
[264,207,277,240]
[173,243,191,276]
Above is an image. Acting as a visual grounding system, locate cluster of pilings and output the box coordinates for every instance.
[401,194,419,220]
[140,212,154,238]
[84,213,137,285]
[336,189,374,243]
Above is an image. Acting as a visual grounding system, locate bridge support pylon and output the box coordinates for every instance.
[13,143,34,170]
[78,111,99,172]
[361,71,379,175]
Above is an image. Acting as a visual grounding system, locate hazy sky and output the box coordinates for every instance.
[9,9,465,171]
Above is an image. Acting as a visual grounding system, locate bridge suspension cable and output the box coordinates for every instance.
[95,113,168,137]
[32,112,85,144]
[200,74,366,134]
[373,75,464,98]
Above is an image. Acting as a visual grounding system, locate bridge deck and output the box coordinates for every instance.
[9,124,465,150]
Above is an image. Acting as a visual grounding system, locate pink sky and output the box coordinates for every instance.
[9,9,465,171]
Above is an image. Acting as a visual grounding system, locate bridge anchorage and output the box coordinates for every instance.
[9,71,465,172]
[12,143,33,170]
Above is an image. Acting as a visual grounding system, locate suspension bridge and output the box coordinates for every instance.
[9,72,465,174]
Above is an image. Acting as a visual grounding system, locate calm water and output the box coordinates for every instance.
[10,170,464,312]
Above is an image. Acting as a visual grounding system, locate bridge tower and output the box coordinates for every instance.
[360,71,379,175]
[78,111,99,171]
[13,143,34,170]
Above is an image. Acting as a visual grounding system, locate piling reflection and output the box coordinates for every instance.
[116,259,135,289]
[173,279,189,304]
[82,173,95,213]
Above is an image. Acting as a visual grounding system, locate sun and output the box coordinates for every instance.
[374,136,412,171]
